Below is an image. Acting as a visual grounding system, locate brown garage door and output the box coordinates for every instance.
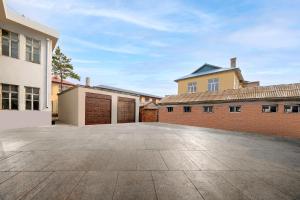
[85,93,111,125]
[117,97,135,123]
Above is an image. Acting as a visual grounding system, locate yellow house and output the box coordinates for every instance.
[176,58,259,94]
[51,76,75,117]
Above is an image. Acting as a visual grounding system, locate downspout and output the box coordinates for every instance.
[45,38,50,109]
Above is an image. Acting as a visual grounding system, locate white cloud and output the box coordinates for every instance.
[72,59,102,64]
[65,36,145,55]
[228,25,300,49]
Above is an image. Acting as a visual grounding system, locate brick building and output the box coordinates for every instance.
[159,83,300,138]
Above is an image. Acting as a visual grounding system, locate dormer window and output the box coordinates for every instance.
[208,78,219,92]
[1,29,19,59]
[187,82,197,93]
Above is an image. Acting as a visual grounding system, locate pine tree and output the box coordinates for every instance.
[52,46,80,91]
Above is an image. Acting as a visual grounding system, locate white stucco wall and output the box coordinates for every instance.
[0,19,54,130]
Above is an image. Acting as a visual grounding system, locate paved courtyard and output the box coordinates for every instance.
[0,123,299,200]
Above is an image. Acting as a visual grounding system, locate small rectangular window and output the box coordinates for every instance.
[187,82,197,93]
[25,87,40,110]
[183,106,191,112]
[229,106,241,113]
[167,107,173,112]
[262,105,277,113]
[203,106,213,113]
[1,84,18,110]
[1,29,19,58]
[26,37,41,64]
[284,105,300,113]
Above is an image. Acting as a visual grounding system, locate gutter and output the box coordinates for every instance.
[159,97,300,106]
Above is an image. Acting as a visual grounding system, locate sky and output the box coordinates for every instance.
[6,0,300,96]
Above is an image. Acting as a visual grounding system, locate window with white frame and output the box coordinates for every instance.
[26,37,41,64]
[1,29,19,58]
[1,84,18,110]
[284,105,300,113]
[262,105,277,113]
[187,82,197,93]
[25,87,40,110]
[203,106,213,113]
[229,106,241,113]
[208,78,219,92]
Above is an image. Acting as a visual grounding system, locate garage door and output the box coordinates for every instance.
[85,93,111,125]
[117,97,136,123]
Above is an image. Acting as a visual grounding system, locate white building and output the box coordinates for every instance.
[0,0,59,130]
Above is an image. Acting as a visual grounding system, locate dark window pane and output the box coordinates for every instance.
[11,85,18,92]
[26,94,32,100]
[236,106,241,112]
[2,84,9,91]
[2,38,9,56]
[292,106,299,113]
[33,101,39,110]
[26,45,32,61]
[26,100,32,110]
[270,106,277,112]
[2,29,9,37]
[11,40,19,58]
[33,52,40,63]
[11,93,18,99]
[33,88,39,94]
[11,32,18,40]
[2,92,9,98]
[33,95,39,101]
[2,99,9,109]
[11,99,18,110]
[26,37,32,45]
[230,106,234,112]
[25,87,32,93]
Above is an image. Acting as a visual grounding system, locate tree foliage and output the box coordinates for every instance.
[52,46,80,91]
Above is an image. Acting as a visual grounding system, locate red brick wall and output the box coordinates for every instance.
[159,101,300,138]
[140,109,159,122]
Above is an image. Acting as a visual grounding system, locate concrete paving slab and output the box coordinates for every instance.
[160,151,199,170]
[113,171,157,200]
[20,171,84,200]
[136,150,168,170]
[218,171,292,200]
[152,171,203,200]
[0,172,52,200]
[0,123,299,199]
[68,171,117,200]
[185,171,250,200]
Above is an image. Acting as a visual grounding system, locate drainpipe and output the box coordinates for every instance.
[45,38,50,109]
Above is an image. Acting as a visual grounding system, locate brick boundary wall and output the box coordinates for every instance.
[159,101,300,138]
[140,109,159,122]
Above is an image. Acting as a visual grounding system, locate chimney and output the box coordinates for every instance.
[85,77,91,87]
[230,57,237,68]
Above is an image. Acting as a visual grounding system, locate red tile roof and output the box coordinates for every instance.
[52,76,75,86]
[159,83,300,105]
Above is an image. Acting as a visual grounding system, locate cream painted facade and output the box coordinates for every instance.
[177,70,241,94]
[58,86,140,126]
[0,0,59,130]
[140,96,161,104]
[51,81,74,116]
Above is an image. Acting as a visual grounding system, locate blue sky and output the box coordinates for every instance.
[7,0,300,96]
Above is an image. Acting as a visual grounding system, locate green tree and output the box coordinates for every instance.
[52,46,80,91]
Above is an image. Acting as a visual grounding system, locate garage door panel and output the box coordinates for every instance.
[118,97,135,123]
[85,93,111,125]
